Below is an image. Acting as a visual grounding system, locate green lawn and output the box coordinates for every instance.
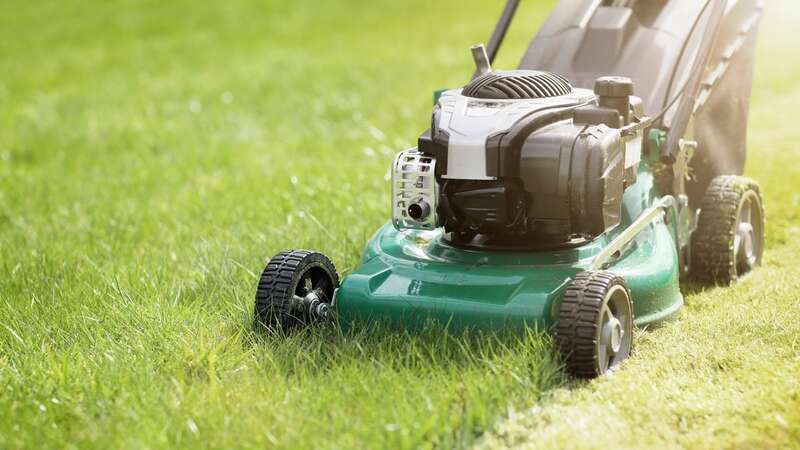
[1,0,798,449]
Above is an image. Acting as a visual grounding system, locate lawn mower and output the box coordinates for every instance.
[254,0,765,378]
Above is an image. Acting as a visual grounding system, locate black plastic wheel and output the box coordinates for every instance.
[254,250,339,331]
[556,271,633,378]
[691,175,764,284]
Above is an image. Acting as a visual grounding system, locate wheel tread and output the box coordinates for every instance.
[254,249,338,330]
[556,271,631,378]
[691,175,763,284]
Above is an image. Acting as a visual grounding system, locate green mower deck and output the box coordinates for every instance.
[336,167,683,332]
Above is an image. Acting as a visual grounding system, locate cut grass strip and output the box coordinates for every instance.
[478,244,800,450]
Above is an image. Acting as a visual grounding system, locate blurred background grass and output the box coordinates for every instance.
[1,0,798,448]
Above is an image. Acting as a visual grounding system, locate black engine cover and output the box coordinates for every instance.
[441,181,526,235]
[437,122,626,243]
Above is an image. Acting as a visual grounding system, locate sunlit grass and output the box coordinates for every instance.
[1,0,798,448]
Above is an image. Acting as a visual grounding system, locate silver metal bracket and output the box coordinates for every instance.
[392,149,439,231]
[591,196,676,271]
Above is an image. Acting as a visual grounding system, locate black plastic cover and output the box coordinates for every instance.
[569,126,624,236]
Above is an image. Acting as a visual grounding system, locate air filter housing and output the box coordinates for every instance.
[462,70,572,100]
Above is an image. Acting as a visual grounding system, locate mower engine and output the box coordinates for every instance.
[393,46,645,246]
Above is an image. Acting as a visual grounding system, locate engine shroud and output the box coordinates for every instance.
[410,70,642,246]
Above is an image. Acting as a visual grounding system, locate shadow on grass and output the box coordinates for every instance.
[679,280,715,297]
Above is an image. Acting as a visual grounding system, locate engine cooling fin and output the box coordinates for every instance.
[463,70,572,100]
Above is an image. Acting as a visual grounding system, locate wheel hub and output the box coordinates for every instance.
[733,193,762,275]
[737,221,756,269]
[293,291,335,323]
[602,315,623,355]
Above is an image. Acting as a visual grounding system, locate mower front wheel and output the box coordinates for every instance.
[556,271,633,378]
[254,250,339,331]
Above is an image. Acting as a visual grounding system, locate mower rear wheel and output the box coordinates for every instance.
[691,175,764,284]
[556,271,633,378]
[254,250,339,331]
